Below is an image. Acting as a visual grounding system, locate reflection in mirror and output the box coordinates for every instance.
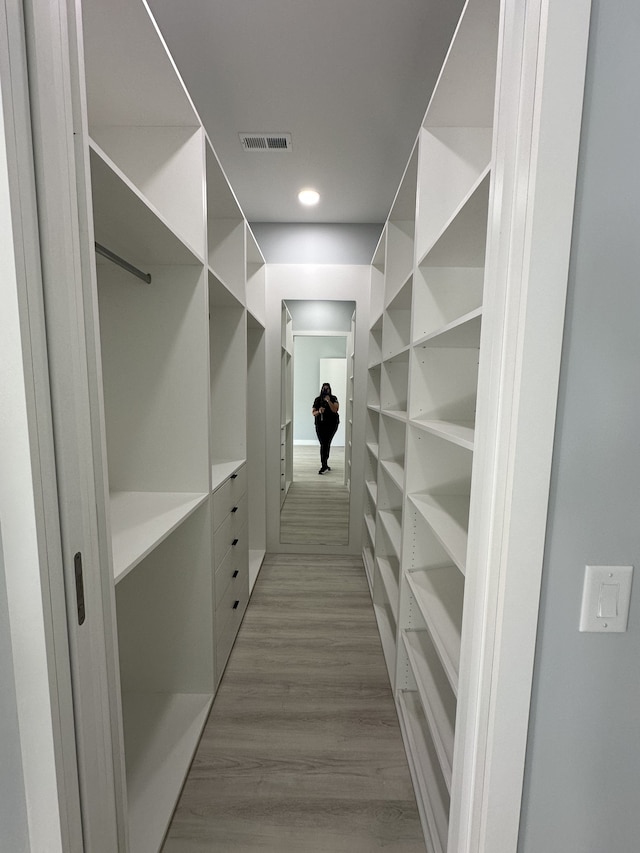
[279,300,356,545]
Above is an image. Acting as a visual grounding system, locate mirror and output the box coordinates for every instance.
[279,300,356,545]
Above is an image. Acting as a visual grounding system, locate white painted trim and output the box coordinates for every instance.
[292,330,349,338]
[20,0,126,848]
[449,1,592,851]
[266,266,371,555]
[0,3,83,848]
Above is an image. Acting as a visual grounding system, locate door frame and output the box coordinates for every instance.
[5,0,127,849]
[450,1,593,850]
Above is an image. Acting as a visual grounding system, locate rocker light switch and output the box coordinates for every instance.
[579,565,633,632]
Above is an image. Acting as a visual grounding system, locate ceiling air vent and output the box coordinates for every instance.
[239,133,292,152]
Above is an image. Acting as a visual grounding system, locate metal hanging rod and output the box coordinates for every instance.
[95,242,151,284]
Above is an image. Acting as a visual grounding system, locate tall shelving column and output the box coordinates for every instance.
[280,304,294,506]
[371,149,417,684]
[246,226,267,590]
[394,1,500,851]
[363,237,385,592]
[81,0,213,850]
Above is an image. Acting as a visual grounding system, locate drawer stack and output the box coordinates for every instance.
[212,464,249,683]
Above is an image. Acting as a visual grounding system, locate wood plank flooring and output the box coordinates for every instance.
[280,446,349,545]
[162,554,425,852]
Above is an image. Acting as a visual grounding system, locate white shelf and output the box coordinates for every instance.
[122,691,212,853]
[374,601,397,683]
[211,459,245,492]
[418,171,490,268]
[381,408,408,423]
[378,509,403,558]
[403,630,456,790]
[363,546,375,594]
[409,493,469,575]
[414,307,482,349]
[365,479,378,503]
[364,513,376,545]
[410,418,475,451]
[366,441,379,458]
[380,459,404,491]
[110,491,208,583]
[396,690,450,853]
[376,555,400,617]
[248,549,265,593]
[407,567,463,694]
[90,142,203,266]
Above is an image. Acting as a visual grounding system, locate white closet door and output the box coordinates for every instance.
[319,357,347,447]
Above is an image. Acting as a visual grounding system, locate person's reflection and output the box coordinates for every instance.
[312,382,340,475]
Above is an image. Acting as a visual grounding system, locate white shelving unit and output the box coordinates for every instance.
[280,304,294,507]
[362,0,500,848]
[75,0,267,848]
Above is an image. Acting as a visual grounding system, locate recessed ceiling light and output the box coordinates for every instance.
[298,188,320,206]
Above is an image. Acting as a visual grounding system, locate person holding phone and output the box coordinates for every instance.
[312,381,340,474]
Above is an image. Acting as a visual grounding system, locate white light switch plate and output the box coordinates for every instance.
[579,565,633,632]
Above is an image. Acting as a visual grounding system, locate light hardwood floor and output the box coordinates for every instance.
[162,554,425,852]
[280,446,349,545]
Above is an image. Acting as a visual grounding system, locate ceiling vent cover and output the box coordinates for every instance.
[239,133,292,152]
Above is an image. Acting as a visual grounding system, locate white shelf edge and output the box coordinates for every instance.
[381,408,408,423]
[380,459,405,491]
[362,547,375,595]
[211,459,245,492]
[248,549,265,593]
[378,508,403,557]
[412,307,483,349]
[402,630,454,790]
[406,569,461,696]
[123,691,213,853]
[408,493,468,575]
[409,418,475,451]
[396,690,448,853]
[366,440,380,458]
[376,555,399,617]
[382,342,412,362]
[365,479,378,503]
[416,166,491,268]
[364,513,376,545]
[111,491,209,584]
[373,601,397,683]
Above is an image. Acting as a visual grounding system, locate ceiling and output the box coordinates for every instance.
[146,0,465,224]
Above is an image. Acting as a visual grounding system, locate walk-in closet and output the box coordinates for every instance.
[3,0,617,851]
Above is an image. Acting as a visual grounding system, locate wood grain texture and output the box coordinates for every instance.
[162,555,425,852]
[280,446,349,545]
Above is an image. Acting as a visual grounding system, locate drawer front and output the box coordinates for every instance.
[215,534,248,605]
[216,590,248,680]
[229,464,247,503]
[214,518,247,576]
[230,492,247,536]
[213,512,233,568]
[212,478,232,531]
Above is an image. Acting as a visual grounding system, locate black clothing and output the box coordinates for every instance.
[313,394,339,429]
[313,394,339,470]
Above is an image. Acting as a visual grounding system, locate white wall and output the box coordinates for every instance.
[251,223,382,264]
[519,2,640,850]
[293,336,347,443]
[266,264,370,554]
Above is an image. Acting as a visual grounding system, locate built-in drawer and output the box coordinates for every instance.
[213,512,233,568]
[230,464,247,500]
[214,518,247,575]
[212,464,247,530]
[214,531,248,605]
[215,588,248,680]
[230,492,247,536]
